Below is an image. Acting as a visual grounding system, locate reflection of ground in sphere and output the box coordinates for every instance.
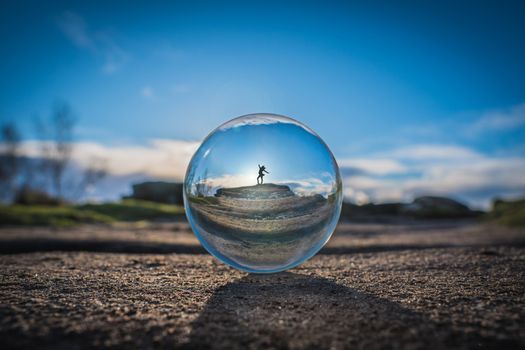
[184,114,342,273]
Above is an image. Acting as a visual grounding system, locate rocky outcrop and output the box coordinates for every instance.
[215,183,295,200]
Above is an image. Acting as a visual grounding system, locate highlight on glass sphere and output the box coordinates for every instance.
[184,113,343,273]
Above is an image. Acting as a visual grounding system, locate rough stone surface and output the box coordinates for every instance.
[1,223,524,349]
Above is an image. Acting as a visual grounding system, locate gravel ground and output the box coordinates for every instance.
[1,222,524,349]
[1,248,524,349]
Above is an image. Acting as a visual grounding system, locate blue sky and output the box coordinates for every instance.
[185,116,340,198]
[1,0,524,207]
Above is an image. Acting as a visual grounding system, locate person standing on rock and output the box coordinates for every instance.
[257,165,269,184]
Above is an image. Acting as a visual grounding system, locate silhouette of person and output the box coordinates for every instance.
[257,164,269,184]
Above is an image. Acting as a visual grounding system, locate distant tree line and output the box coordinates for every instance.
[0,101,106,204]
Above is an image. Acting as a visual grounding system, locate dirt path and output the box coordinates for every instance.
[1,221,524,254]
[1,247,524,349]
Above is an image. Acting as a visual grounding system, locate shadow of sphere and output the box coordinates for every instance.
[183,272,467,349]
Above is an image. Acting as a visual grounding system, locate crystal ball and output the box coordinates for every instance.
[184,113,342,273]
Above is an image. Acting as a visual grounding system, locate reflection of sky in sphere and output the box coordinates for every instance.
[184,114,342,273]
[191,117,338,197]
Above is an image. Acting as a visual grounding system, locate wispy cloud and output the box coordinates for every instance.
[218,114,313,133]
[10,139,524,208]
[338,158,406,175]
[8,105,525,209]
[18,139,200,181]
[471,103,525,133]
[281,177,337,197]
[386,144,480,161]
[57,11,128,74]
[397,102,525,144]
[340,144,525,208]
[336,102,525,207]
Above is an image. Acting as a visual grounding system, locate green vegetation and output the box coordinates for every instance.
[5,196,524,227]
[0,199,185,227]
[77,199,185,222]
[488,198,525,227]
[0,205,115,227]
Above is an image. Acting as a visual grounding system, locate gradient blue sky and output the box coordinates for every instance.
[1,0,524,207]
[186,118,339,197]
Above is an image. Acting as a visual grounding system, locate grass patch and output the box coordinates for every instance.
[76,199,184,222]
[0,205,115,227]
[0,199,185,227]
[488,198,525,227]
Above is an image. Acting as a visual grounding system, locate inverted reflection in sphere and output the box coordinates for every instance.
[184,114,342,273]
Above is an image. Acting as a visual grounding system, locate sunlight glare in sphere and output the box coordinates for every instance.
[184,113,343,273]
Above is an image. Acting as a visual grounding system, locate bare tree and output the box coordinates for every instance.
[0,122,21,201]
[15,101,108,203]
[34,102,76,199]
[72,157,108,200]
[50,102,76,198]
[28,114,49,191]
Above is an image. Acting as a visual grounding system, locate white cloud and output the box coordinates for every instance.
[342,176,402,203]
[198,174,253,190]
[18,139,201,181]
[341,144,525,208]
[386,144,480,160]
[402,158,525,194]
[342,187,370,205]
[57,11,128,74]
[8,138,524,208]
[279,177,337,197]
[471,103,525,132]
[219,114,313,133]
[338,158,406,175]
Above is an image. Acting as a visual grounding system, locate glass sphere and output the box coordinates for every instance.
[184,113,342,273]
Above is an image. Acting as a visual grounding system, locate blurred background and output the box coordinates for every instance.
[1,0,524,227]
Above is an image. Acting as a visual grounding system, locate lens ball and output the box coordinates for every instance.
[184,113,342,273]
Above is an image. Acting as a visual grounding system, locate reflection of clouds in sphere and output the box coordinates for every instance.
[184,113,343,273]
